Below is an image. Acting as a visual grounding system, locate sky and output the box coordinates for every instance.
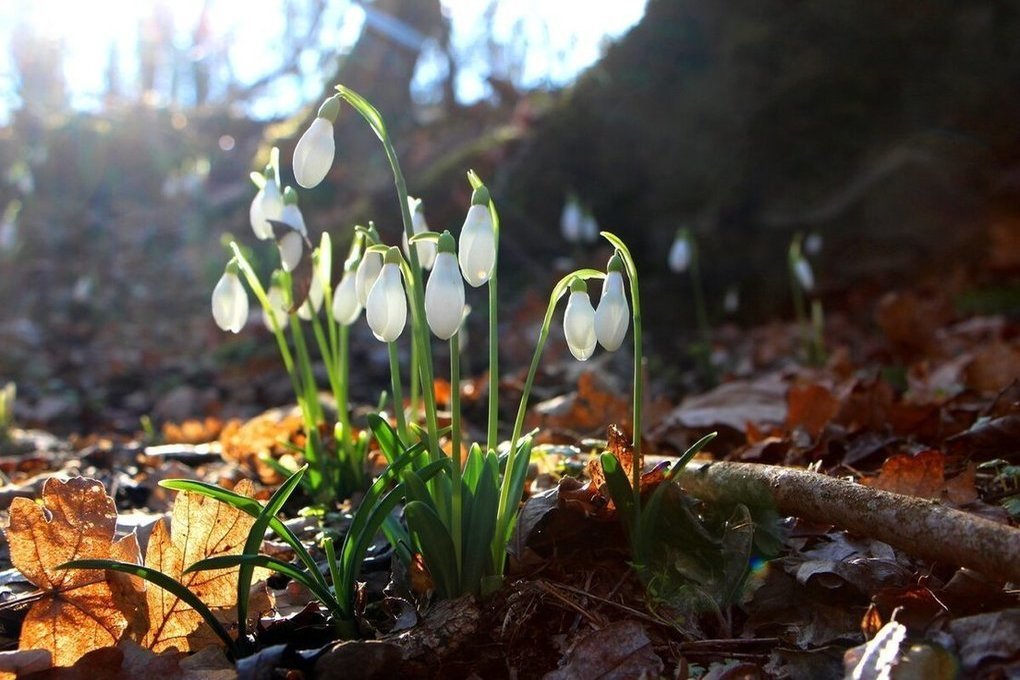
[0,0,647,122]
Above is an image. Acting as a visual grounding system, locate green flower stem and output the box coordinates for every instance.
[311,315,342,416]
[336,85,439,458]
[409,339,420,417]
[467,171,500,453]
[450,332,463,570]
[494,268,605,577]
[387,342,409,444]
[689,237,714,381]
[600,232,644,510]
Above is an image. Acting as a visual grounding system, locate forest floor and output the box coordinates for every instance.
[0,276,1017,679]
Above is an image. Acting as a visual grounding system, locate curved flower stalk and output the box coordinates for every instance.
[563,277,597,361]
[788,233,825,364]
[403,196,437,270]
[293,95,340,189]
[250,165,283,241]
[458,186,496,288]
[366,247,407,343]
[211,260,248,333]
[425,231,465,340]
[594,254,630,351]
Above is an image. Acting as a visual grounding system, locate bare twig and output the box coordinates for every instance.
[676,461,1020,583]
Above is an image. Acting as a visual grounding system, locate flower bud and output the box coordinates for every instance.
[355,249,383,306]
[793,257,815,293]
[211,264,248,333]
[331,263,362,325]
[250,167,283,240]
[293,96,339,189]
[403,196,437,269]
[458,187,496,287]
[594,257,629,351]
[425,232,466,339]
[366,247,407,342]
[564,277,597,361]
[668,230,691,273]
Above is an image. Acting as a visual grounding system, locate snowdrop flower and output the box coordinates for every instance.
[355,249,383,307]
[458,185,496,287]
[211,261,248,333]
[561,195,584,243]
[668,229,692,273]
[293,95,339,189]
[298,249,328,320]
[425,231,466,339]
[332,259,362,325]
[403,196,437,269]
[249,166,283,240]
[280,187,308,236]
[724,286,740,314]
[262,275,288,331]
[366,247,407,342]
[804,232,823,256]
[563,277,597,361]
[793,256,815,293]
[594,254,629,351]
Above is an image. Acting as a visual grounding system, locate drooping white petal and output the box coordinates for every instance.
[331,271,362,325]
[280,203,307,236]
[561,200,583,243]
[211,272,249,333]
[366,264,407,342]
[668,237,691,273]
[458,204,495,287]
[262,284,288,331]
[250,181,283,240]
[277,230,304,273]
[293,118,335,189]
[564,290,597,361]
[425,251,466,339]
[594,271,629,351]
[793,258,815,292]
[355,251,383,306]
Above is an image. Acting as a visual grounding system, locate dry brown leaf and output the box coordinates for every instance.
[220,410,304,484]
[786,382,841,438]
[135,479,267,653]
[6,477,142,667]
[861,450,978,505]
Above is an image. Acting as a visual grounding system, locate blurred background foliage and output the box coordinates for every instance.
[0,0,1019,431]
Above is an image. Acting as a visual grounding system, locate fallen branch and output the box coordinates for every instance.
[676,461,1020,583]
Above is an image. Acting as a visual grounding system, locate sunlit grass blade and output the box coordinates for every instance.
[158,478,326,591]
[59,559,237,655]
[666,431,717,480]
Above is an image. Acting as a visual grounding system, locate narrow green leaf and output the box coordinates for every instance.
[460,455,498,594]
[461,443,485,492]
[335,85,388,142]
[405,500,458,598]
[367,413,400,465]
[60,559,236,654]
[667,432,718,480]
[600,452,636,531]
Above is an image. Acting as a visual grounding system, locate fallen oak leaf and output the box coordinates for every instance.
[5,477,141,667]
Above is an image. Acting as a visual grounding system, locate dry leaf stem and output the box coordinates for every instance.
[677,461,1020,583]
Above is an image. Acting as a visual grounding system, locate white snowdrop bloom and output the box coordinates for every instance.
[458,186,496,287]
[668,231,691,273]
[804,232,823,256]
[355,249,383,306]
[724,286,740,314]
[793,257,815,293]
[280,201,307,236]
[211,267,248,333]
[402,196,436,269]
[366,249,407,342]
[425,232,466,340]
[262,281,288,331]
[561,196,584,243]
[331,265,362,325]
[594,259,629,351]
[563,278,597,361]
[278,230,304,273]
[249,172,283,240]
[293,96,339,189]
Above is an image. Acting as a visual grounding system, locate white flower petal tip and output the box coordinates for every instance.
[293,118,335,189]
[331,272,362,325]
[366,264,407,342]
[425,251,466,339]
[458,204,495,287]
[564,290,597,361]
[594,271,629,351]
[211,272,249,333]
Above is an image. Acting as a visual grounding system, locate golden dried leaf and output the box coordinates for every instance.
[139,479,265,653]
[6,477,141,667]
[861,450,978,505]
